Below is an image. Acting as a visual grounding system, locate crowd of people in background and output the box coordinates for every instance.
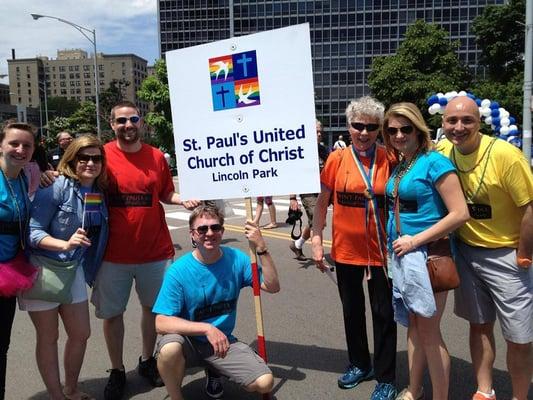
[0,95,531,400]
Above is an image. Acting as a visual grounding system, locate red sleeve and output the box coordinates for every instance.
[156,149,175,200]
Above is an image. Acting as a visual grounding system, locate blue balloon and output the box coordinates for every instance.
[490,101,500,109]
[498,134,507,140]
[509,116,516,124]
[508,130,519,136]
[438,97,448,106]
[491,108,500,117]
[492,117,501,126]
[427,95,439,105]
[494,127,501,134]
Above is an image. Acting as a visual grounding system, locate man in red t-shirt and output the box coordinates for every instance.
[91,101,199,400]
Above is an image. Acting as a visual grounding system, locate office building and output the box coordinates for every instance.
[158,0,503,143]
[7,49,149,115]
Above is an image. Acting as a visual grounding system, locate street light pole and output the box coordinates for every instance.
[31,13,101,138]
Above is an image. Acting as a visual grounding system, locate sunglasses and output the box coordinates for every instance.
[114,116,140,124]
[386,125,414,135]
[350,122,380,132]
[193,224,223,235]
[77,154,103,163]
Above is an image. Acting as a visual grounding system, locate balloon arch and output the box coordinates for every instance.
[426,91,522,148]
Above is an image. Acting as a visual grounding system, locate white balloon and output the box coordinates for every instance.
[480,107,492,117]
[444,91,454,100]
[428,104,440,115]
[481,99,491,108]
[500,117,510,127]
[485,116,493,125]
[450,91,458,98]
[499,126,510,135]
[458,90,467,96]
[499,108,509,118]
[437,92,444,98]
[508,124,518,132]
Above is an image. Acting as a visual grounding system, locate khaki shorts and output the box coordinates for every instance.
[300,193,318,228]
[454,241,533,344]
[91,259,171,319]
[156,333,271,386]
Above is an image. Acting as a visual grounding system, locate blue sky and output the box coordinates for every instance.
[0,0,160,84]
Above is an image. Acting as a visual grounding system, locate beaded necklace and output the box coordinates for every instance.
[451,138,496,203]
[392,150,420,199]
[1,168,28,249]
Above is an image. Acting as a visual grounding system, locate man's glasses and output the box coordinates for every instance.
[193,224,223,234]
[386,125,414,135]
[114,116,140,124]
[350,122,380,132]
[77,154,103,163]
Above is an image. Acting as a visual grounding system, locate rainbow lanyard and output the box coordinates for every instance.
[349,145,387,273]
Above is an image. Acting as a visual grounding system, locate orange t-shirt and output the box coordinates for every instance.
[321,146,391,266]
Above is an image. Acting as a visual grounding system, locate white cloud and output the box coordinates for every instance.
[0,0,158,84]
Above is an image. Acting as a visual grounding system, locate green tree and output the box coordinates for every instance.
[67,101,97,134]
[472,0,525,82]
[368,20,472,114]
[137,59,174,152]
[46,96,80,118]
[470,0,525,123]
[99,78,130,124]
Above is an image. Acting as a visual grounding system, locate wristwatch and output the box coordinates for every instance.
[517,257,532,268]
[256,248,269,256]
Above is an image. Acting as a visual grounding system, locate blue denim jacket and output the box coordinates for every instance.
[28,175,108,286]
[389,246,436,327]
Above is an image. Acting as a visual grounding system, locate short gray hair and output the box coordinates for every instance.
[345,96,385,126]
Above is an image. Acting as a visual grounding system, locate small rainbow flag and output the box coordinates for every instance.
[84,193,102,212]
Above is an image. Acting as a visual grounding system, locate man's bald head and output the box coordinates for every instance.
[444,96,480,120]
[442,96,482,154]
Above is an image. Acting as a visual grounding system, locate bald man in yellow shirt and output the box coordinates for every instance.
[437,96,533,400]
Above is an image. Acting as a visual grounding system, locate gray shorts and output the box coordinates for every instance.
[453,241,533,344]
[91,259,171,319]
[300,193,318,228]
[156,333,271,386]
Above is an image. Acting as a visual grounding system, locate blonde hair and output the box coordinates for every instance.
[383,102,433,158]
[57,134,107,190]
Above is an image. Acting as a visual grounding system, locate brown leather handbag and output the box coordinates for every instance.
[426,237,460,292]
[394,196,460,293]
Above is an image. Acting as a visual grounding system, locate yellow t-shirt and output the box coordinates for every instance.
[437,135,533,248]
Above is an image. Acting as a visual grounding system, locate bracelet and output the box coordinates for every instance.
[256,248,269,256]
[517,257,532,268]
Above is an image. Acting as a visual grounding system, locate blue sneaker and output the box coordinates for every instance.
[337,365,374,389]
[371,382,397,400]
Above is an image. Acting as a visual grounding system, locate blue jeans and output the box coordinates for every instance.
[390,247,436,327]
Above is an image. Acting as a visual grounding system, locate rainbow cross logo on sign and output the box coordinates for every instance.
[209,50,260,111]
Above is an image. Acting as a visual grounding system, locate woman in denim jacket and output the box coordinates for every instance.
[20,134,108,400]
[383,103,469,400]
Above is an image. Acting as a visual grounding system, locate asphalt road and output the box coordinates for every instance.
[6,197,531,399]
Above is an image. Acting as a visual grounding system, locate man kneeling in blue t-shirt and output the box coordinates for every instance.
[153,205,280,400]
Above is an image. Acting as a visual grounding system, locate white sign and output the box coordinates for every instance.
[167,24,319,200]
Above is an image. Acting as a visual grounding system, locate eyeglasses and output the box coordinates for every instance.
[385,125,414,135]
[350,122,380,132]
[114,116,140,124]
[77,154,103,163]
[193,224,223,235]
